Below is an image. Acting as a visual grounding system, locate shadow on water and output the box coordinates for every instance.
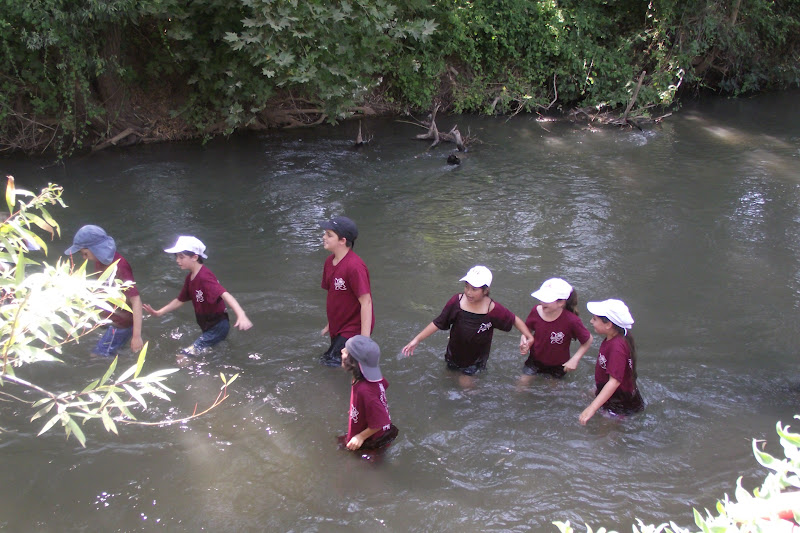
[2,90,800,531]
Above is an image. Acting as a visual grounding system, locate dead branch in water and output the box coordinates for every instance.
[410,104,469,151]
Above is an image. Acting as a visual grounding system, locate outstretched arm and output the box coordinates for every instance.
[221,292,253,331]
[143,298,184,317]
[129,294,144,352]
[579,377,620,425]
[514,316,534,351]
[358,292,373,337]
[402,322,439,357]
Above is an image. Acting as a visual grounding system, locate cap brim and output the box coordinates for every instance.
[64,244,83,256]
[358,361,383,382]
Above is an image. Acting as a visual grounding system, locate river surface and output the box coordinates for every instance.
[2,91,800,532]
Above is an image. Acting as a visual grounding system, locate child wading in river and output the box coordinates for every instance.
[143,236,252,357]
[518,277,592,384]
[402,265,534,387]
[340,335,398,452]
[318,216,374,367]
[579,298,644,425]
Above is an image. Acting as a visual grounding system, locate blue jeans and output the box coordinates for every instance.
[93,325,133,357]
[189,318,230,353]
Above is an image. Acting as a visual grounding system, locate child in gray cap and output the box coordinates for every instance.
[339,335,398,451]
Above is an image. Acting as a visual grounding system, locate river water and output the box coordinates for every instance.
[1,91,800,532]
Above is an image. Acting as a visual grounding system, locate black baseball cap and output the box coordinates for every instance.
[319,216,358,243]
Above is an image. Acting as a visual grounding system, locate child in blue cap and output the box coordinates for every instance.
[65,225,144,356]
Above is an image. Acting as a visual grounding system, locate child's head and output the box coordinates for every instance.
[460,265,492,296]
[341,335,382,382]
[587,299,634,335]
[64,225,117,264]
[532,278,579,314]
[164,236,207,265]
[319,216,358,248]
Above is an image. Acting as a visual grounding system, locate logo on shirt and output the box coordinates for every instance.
[195,290,205,303]
[349,404,359,423]
[477,322,492,334]
[334,277,347,291]
[379,383,388,410]
[598,353,607,370]
[550,331,565,344]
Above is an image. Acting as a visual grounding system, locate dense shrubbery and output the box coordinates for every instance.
[1,0,798,155]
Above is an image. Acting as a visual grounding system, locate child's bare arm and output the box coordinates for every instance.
[346,427,380,450]
[514,316,534,349]
[402,322,439,356]
[563,335,593,371]
[221,292,253,331]
[358,292,373,337]
[579,377,619,425]
[143,298,184,317]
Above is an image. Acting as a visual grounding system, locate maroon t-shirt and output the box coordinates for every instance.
[524,307,591,367]
[321,250,373,338]
[594,335,637,394]
[94,252,139,329]
[347,378,392,443]
[177,265,228,331]
[432,294,516,368]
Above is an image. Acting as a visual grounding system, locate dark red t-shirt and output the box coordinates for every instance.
[177,265,228,331]
[524,307,591,367]
[347,378,392,443]
[432,294,516,368]
[94,252,139,329]
[594,335,637,394]
[321,250,373,338]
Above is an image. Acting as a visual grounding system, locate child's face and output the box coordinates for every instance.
[463,282,488,302]
[322,229,345,251]
[590,315,613,335]
[175,252,197,270]
[340,347,349,368]
[79,248,98,262]
[540,299,565,313]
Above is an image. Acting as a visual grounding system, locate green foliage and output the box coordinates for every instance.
[0,0,798,154]
[0,178,235,447]
[553,417,800,533]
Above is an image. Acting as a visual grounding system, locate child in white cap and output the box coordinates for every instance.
[518,278,593,382]
[340,335,398,451]
[143,236,252,356]
[64,225,144,356]
[402,265,534,386]
[579,298,644,425]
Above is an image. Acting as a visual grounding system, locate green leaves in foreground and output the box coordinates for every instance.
[1,179,236,447]
[554,417,800,532]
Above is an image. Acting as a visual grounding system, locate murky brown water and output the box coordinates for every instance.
[2,91,800,532]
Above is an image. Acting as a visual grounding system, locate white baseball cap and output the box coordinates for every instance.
[164,236,208,258]
[531,278,573,303]
[587,299,634,330]
[460,265,492,288]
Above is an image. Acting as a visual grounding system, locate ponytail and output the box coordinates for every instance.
[565,289,579,316]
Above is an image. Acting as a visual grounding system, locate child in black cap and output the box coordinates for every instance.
[318,215,374,367]
[339,335,398,451]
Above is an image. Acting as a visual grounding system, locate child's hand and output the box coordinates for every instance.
[346,435,364,450]
[401,339,418,357]
[563,357,579,372]
[321,324,329,336]
[519,335,529,355]
[142,303,159,316]
[234,315,253,331]
[579,406,597,425]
